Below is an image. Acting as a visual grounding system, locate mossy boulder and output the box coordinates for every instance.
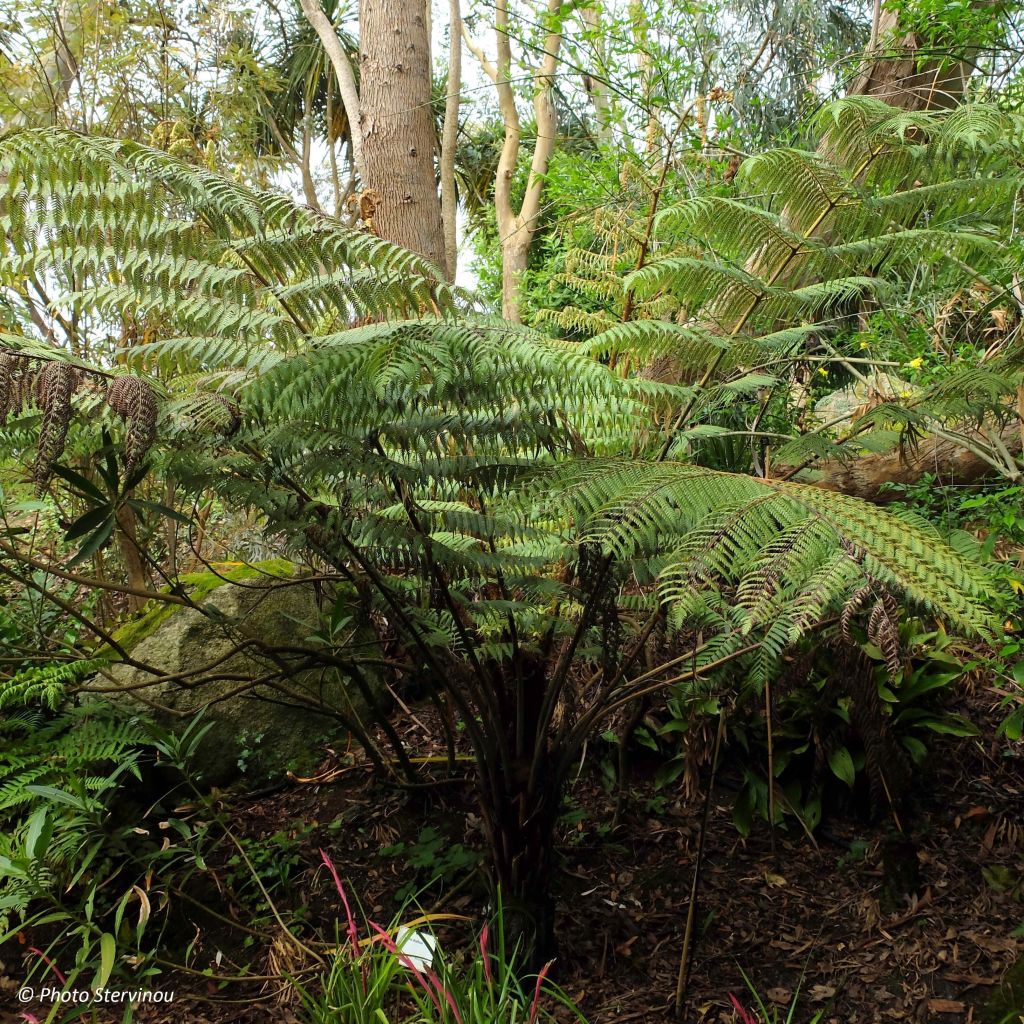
[102,561,380,785]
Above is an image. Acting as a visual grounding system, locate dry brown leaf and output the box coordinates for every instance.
[809,984,838,1001]
[926,997,965,1014]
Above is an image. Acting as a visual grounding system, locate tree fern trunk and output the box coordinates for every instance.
[486,766,560,965]
[480,656,561,963]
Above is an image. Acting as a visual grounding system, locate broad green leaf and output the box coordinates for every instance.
[95,932,116,990]
[828,746,855,787]
[24,806,52,861]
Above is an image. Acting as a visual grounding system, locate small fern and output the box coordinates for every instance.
[0,656,114,712]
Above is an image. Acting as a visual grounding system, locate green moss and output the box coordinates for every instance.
[109,559,302,655]
[984,956,1024,1024]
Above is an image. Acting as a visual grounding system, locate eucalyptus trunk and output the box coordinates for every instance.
[358,0,445,266]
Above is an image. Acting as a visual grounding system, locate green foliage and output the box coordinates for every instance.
[226,823,316,903]
[0,705,151,965]
[0,656,111,711]
[879,476,1024,740]
[0,99,1013,944]
[299,875,584,1024]
[886,0,1008,63]
[657,617,981,835]
[379,827,481,901]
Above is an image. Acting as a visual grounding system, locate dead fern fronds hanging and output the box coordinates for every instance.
[0,350,19,424]
[868,596,903,679]
[105,375,157,477]
[33,360,78,491]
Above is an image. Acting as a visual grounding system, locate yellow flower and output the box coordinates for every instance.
[817,367,828,377]
[859,341,869,350]
[908,356,924,369]
[900,390,912,398]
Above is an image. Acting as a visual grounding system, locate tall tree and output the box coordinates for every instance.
[465,0,566,322]
[301,0,446,266]
[849,0,1000,108]
[358,0,446,264]
[441,0,463,280]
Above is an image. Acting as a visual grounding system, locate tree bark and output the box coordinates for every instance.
[501,234,531,322]
[115,503,151,613]
[299,0,366,184]
[790,421,1023,502]
[848,6,973,110]
[358,0,445,266]
[580,3,613,146]
[440,0,462,281]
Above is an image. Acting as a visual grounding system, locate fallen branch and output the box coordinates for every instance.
[789,420,1023,503]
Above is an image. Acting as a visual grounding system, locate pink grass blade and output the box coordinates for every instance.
[27,947,65,985]
[529,960,554,1024]
[319,848,359,951]
[369,921,444,1018]
[729,993,760,1024]
[479,924,493,987]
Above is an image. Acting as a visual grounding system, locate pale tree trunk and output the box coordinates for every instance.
[849,5,973,109]
[794,421,1023,502]
[298,0,366,184]
[46,2,80,121]
[501,235,531,320]
[580,3,613,145]
[465,0,565,322]
[440,0,462,281]
[629,0,660,156]
[264,104,324,213]
[300,94,324,212]
[115,503,151,614]
[359,0,445,265]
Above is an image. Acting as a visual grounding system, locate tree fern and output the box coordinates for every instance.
[0,104,1011,955]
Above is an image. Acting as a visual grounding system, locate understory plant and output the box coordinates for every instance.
[730,968,825,1024]
[0,97,1018,958]
[0,704,215,1000]
[298,855,582,1024]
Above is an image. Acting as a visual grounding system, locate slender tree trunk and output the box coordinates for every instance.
[299,0,366,185]
[115,503,150,613]
[580,4,613,145]
[300,93,323,212]
[440,0,462,281]
[359,0,445,265]
[501,234,531,323]
[465,0,564,321]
